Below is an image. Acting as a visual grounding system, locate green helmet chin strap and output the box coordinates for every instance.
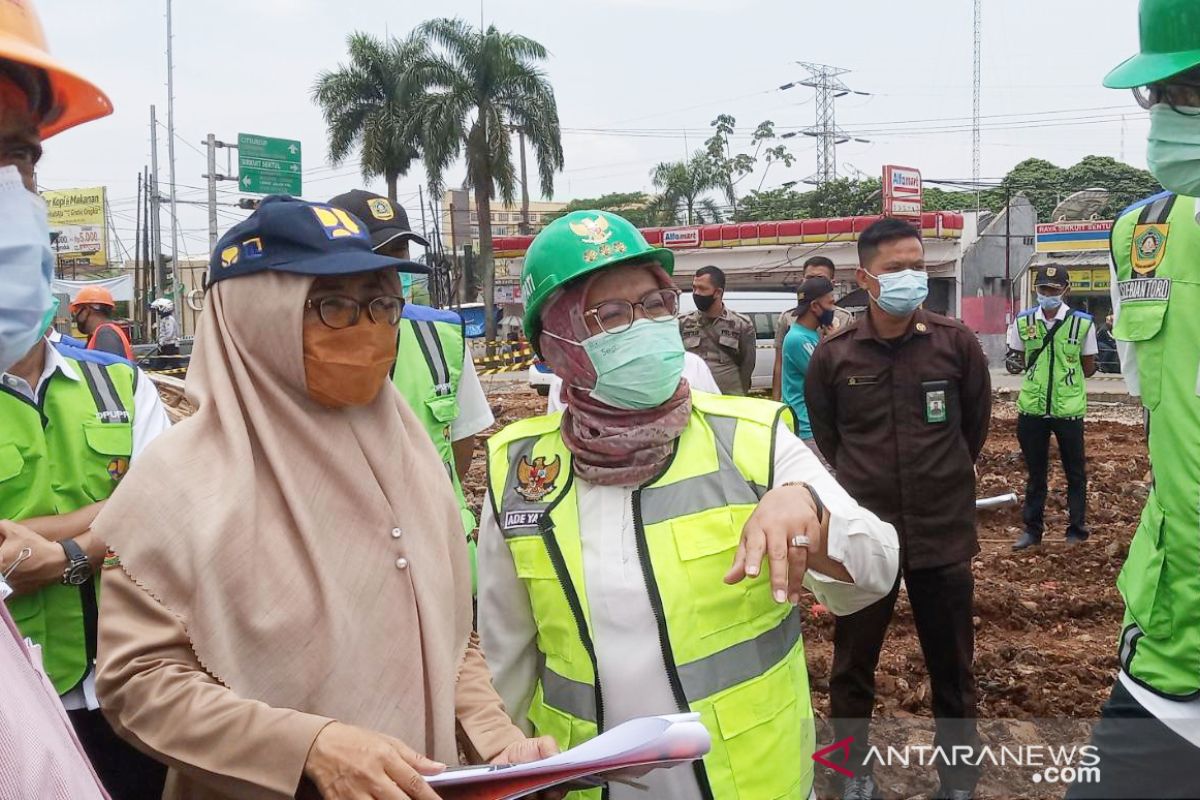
[1105,0,1200,88]
[521,210,674,349]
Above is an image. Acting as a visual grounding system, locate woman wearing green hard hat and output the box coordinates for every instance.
[478,210,899,799]
[1068,2,1200,798]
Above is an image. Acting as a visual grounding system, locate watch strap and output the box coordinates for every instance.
[60,538,87,566]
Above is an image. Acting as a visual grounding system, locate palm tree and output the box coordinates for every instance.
[411,18,564,341]
[651,152,725,225]
[312,33,426,200]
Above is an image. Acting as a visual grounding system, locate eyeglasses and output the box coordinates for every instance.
[305,295,404,329]
[1132,83,1200,114]
[584,288,680,334]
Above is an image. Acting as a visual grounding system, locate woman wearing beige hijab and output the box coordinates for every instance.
[93,197,552,800]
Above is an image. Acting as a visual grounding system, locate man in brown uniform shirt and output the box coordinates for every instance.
[806,218,991,800]
[680,265,756,395]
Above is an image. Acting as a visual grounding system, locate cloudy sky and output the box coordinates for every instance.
[36,0,1146,264]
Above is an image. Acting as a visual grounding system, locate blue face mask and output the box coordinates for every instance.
[1036,291,1064,312]
[581,318,686,410]
[868,269,928,317]
[0,167,55,372]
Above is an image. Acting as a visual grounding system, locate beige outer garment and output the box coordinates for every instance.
[92,271,524,799]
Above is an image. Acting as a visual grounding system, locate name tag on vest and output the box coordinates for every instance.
[1118,278,1171,302]
[504,510,545,529]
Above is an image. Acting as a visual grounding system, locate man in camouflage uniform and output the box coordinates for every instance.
[680,265,756,395]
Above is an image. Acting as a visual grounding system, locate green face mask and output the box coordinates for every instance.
[582,318,685,410]
[1147,104,1200,196]
[39,297,59,335]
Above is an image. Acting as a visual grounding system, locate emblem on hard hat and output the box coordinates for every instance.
[569,216,613,246]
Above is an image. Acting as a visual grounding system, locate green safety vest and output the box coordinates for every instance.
[1015,306,1093,418]
[1112,192,1200,699]
[0,349,136,694]
[392,310,479,586]
[487,391,815,800]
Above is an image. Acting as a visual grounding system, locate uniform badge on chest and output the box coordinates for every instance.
[516,455,562,502]
[922,381,949,424]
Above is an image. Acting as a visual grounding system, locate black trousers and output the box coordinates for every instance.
[1017,414,1088,539]
[1066,679,1200,799]
[67,708,167,800]
[830,560,979,791]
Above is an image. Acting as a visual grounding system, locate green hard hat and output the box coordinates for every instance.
[521,210,673,345]
[1104,0,1200,88]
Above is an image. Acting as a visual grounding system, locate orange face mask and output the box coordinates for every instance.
[302,319,398,408]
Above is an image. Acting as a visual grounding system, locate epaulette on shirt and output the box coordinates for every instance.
[1118,190,1175,220]
[402,303,464,326]
[52,341,133,369]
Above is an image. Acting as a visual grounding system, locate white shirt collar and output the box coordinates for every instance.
[0,340,80,402]
[1038,302,1072,323]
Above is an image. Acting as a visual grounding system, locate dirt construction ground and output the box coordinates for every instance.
[462,385,1150,799]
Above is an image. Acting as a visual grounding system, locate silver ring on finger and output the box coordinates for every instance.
[789,534,811,549]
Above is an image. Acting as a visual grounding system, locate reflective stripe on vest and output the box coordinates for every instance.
[411,319,454,397]
[78,359,131,423]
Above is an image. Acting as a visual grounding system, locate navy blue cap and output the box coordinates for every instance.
[207,195,429,287]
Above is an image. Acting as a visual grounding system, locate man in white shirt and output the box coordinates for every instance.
[1006,267,1098,551]
[0,337,171,798]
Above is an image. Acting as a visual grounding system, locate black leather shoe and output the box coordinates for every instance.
[1065,531,1089,545]
[1012,532,1042,551]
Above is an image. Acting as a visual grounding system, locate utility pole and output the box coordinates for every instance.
[202,134,237,251]
[418,184,428,243]
[517,128,531,235]
[149,105,165,298]
[973,0,983,209]
[165,0,180,296]
[781,63,869,186]
[134,171,142,331]
[449,201,462,306]
[1004,185,1013,324]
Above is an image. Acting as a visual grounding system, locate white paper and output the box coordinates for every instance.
[427,712,711,794]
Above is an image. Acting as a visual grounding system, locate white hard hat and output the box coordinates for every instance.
[150,298,174,313]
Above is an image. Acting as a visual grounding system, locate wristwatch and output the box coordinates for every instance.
[60,539,92,586]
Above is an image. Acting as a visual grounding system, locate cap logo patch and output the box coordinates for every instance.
[242,237,264,259]
[220,245,240,268]
[368,198,395,221]
[1046,267,1057,277]
[568,215,612,245]
[311,206,365,240]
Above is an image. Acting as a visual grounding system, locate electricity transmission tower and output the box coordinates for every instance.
[782,62,869,186]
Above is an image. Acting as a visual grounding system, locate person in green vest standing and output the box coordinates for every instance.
[0,333,172,798]
[330,190,495,588]
[477,210,899,800]
[1067,3,1200,795]
[1008,266,1098,551]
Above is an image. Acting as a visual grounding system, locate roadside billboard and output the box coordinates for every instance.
[43,186,107,267]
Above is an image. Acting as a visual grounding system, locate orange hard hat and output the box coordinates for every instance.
[0,0,112,138]
[69,285,115,312]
